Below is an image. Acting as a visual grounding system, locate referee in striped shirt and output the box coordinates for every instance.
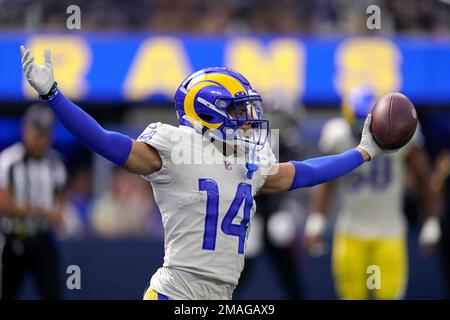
[0,104,67,299]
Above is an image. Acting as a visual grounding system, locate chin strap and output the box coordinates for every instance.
[245,162,259,179]
[245,138,260,180]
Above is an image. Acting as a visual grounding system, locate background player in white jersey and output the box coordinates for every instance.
[305,86,441,300]
[21,46,389,300]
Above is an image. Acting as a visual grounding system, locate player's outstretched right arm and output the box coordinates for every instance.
[20,46,162,175]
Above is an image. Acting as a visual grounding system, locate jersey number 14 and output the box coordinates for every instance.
[199,179,252,254]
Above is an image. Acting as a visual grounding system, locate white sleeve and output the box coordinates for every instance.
[260,145,278,176]
[0,152,10,189]
[136,122,177,185]
[54,160,67,192]
[319,119,351,155]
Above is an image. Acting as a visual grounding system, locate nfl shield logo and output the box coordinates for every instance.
[224,161,232,170]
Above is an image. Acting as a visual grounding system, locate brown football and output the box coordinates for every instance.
[370,92,418,150]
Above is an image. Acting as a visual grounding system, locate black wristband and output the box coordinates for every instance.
[39,82,58,100]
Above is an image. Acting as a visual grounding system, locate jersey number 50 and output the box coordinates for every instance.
[199,179,252,254]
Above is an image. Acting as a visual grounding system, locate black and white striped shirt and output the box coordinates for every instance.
[0,143,67,237]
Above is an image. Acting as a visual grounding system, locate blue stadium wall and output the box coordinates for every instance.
[1,33,450,105]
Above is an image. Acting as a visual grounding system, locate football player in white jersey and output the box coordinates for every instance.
[21,46,388,300]
[305,86,441,300]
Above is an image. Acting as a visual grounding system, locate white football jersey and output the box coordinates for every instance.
[319,118,420,238]
[137,123,276,299]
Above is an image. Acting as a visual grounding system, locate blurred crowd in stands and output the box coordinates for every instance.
[1,0,450,35]
[58,166,164,240]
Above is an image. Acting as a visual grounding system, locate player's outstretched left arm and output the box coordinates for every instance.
[20,46,162,176]
[260,115,380,194]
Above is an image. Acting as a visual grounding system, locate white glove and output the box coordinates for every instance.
[304,212,326,238]
[419,216,441,246]
[20,45,54,95]
[305,212,327,257]
[357,114,382,160]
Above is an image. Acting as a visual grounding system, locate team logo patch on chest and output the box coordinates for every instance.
[224,160,232,170]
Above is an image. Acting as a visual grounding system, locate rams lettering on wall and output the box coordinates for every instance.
[1,33,449,105]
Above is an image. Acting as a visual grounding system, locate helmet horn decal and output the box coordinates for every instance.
[184,80,222,130]
[202,73,247,96]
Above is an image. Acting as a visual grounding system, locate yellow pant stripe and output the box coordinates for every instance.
[143,288,159,300]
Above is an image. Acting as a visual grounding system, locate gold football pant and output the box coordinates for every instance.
[332,233,407,300]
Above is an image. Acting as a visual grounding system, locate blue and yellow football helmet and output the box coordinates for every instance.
[174,67,269,147]
[342,85,376,137]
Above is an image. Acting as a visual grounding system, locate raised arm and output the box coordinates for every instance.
[407,145,441,254]
[259,115,378,194]
[20,46,161,176]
